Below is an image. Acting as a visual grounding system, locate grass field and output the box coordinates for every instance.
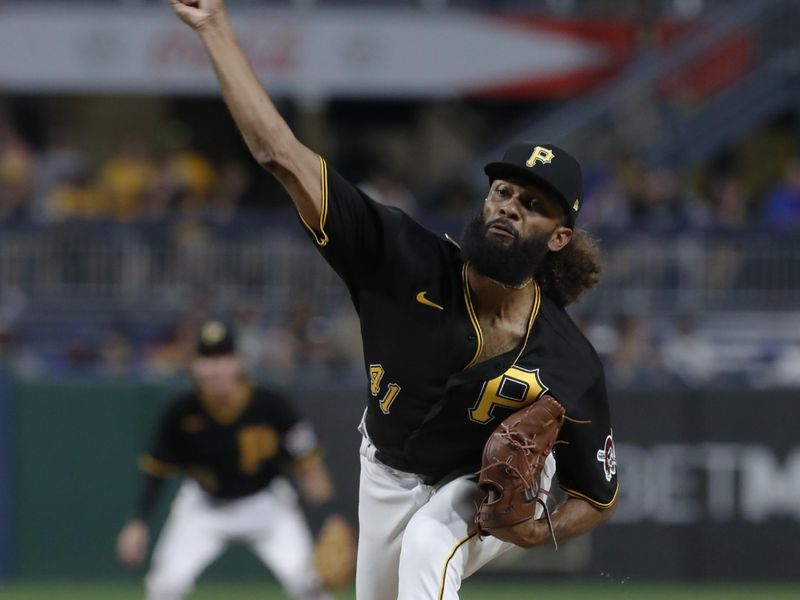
[0,581,799,599]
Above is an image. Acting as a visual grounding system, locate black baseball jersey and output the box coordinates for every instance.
[299,158,618,508]
[138,387,319,500]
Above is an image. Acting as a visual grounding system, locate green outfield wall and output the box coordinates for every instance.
[10,379,175,579]
[7,378,800,581]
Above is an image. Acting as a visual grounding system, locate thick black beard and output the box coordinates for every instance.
[461,213,552,287]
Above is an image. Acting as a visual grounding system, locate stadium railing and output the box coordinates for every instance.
[0,221,797,317]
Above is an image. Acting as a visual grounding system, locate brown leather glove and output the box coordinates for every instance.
[313,514,357,591]
[475,395,566,540]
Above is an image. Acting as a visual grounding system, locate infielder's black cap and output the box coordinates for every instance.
[484,142,583,228]
[196,321,236,357]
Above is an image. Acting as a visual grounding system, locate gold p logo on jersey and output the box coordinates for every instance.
[469,366,548,424]
[525,146,554,167]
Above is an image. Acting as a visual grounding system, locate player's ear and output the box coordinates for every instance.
[548,226,572,252]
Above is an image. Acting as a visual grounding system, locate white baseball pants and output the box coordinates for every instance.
[145,478,330,600]
[355,435,555,600]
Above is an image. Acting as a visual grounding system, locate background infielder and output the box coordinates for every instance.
[116,321,341,600]
[168,1,619,598]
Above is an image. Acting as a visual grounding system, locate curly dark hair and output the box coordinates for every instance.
[535,229,602,307]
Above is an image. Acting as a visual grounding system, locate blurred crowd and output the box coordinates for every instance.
[4,300,800,389]
[576,153,800,232]
[0,298,366,388]
[0,119,253,224]
[3,115,800,229]
[578,313,800,389]
[2,113,800,388]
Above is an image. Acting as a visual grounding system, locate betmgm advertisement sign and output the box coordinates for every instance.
[593,391,799,579]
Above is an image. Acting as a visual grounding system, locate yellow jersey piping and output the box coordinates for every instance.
[297,155,330,246]
[138,454,178,479]
[560,482,619,509]
[438,532,478,600]
[462,263,484,368]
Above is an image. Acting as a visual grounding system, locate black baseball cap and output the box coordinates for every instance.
[196,321,236,357]
[484,142,583,228]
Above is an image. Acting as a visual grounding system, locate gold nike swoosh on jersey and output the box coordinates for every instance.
[416,291,444,311]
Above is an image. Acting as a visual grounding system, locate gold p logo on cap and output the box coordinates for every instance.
[201,321,226,345]
[525,146,555,167]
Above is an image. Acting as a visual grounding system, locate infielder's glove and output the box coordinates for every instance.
[474,395,567,546]
[313,514,357,590]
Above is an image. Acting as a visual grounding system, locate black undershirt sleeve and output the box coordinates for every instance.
[148,405,183,466]
[135,473,167,521]
[134,400,183,519]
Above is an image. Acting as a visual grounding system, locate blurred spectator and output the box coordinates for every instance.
[606,314,668,387]
[661,316,718,386]
[0,320,44,378]
[767,341,800,387]
[762,156,800,229]
[144,318,198,379]
[260,321,302,386]
[165,219,214,294]
[63,330,99,373]
[43,170,104,221]
[434,179,477,217]
[580,160,633,229]
[360,171,418,216]
[97,136,158,221]
[707,172,750,230]
[286,301,326,365]
[151,147,217,220]
[209,160,252,222]
[574,313,617,358]
[260,300,328,385]
[697,172,749,293]
[629,165,709,229]
[98,328,136,378]
[233,300,268,375]
[34,130,89,220]
[613,153,647,201]
[318,306,363,379]
[0,119,35,219]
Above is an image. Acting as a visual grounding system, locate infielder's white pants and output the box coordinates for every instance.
[145,478,330,600]
[356,435,554,600]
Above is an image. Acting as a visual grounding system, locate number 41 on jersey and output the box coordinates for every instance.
[369,364,401,414]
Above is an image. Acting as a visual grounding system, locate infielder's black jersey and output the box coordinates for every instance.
[300,158,618,508]
[139,387,319,500]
